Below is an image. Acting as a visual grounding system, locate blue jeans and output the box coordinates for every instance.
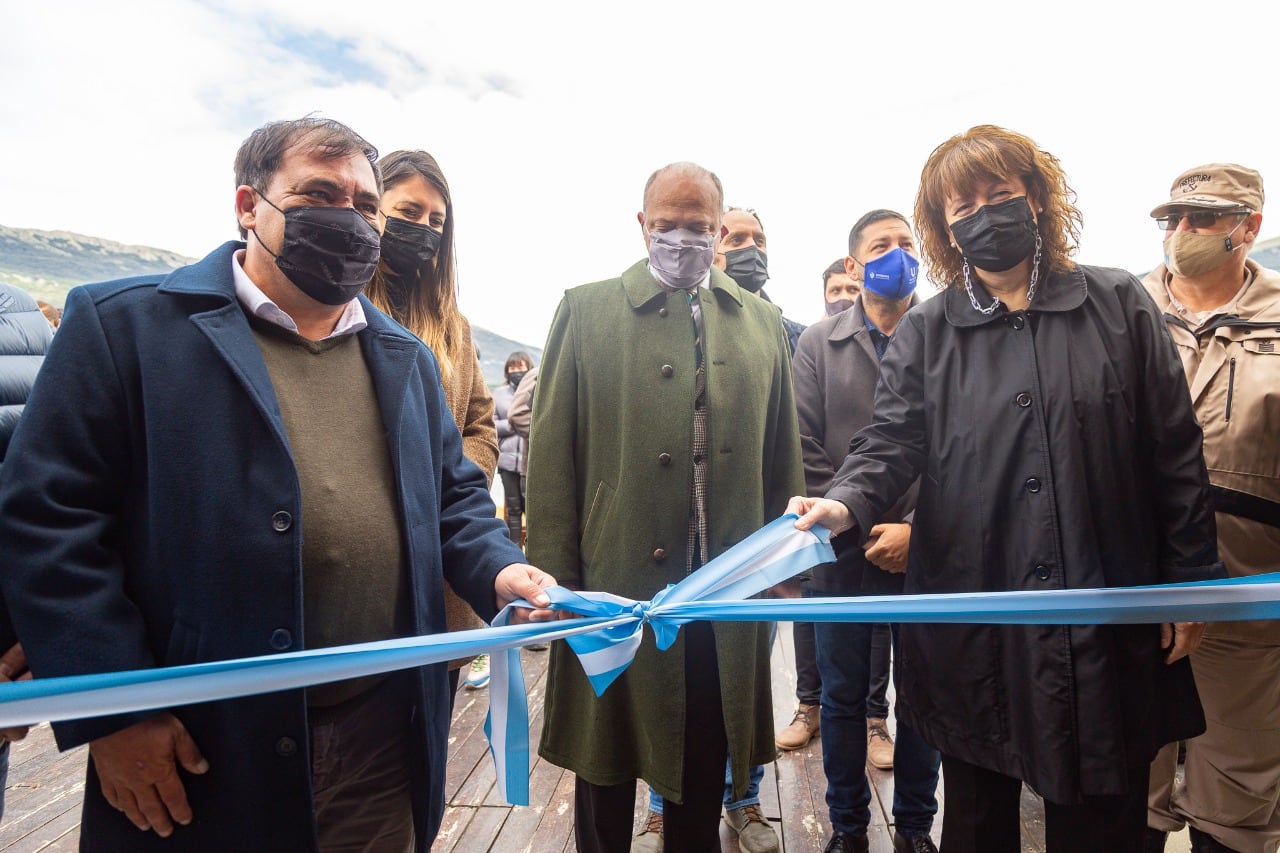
[814,614,940,836]
[648,756,763,813]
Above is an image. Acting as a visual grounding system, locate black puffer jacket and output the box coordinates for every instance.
[0,283,53,466]
[827,264,1224,804]
[0,282,52,649]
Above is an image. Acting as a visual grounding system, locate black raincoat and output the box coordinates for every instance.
[826,264,1224,804]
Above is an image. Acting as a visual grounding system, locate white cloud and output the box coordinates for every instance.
[2,0,1277,345]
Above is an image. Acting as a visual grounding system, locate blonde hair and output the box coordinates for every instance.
[914,125,1082,289]
[365,149,466,382]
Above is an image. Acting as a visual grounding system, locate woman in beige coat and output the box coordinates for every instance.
[367,149,499,695]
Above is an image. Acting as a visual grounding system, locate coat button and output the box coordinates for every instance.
[1010,315,1025,331]
[652,548,666,561]
[275,737,297,757]
[1025,477,1041,493]
[658,453,672,466]
[661,364,674,378]
[1034,564,1052,581]
[659,307,669,317]
[1015,392,1032,407]
[269,628,293,651]
[271,510,292,532]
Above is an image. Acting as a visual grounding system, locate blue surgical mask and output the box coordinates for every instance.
[648,228,715,290]
[860,248,919,300]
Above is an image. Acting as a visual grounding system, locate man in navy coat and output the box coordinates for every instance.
[0,117,555,852]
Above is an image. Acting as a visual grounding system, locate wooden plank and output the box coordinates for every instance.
[2,803,83,853]
[446,805,507,852]
[524,766,576,852]
[488,764,568,852]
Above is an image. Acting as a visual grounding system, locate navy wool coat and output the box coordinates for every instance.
[0,242,525,851]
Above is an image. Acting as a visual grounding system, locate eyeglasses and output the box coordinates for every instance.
[1155,209,1250,231]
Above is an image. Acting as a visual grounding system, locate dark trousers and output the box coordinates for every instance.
[310,676,415,852]
[794,621,823,705]
[940,754,1150,853]
[499,468,525,545]
[574,621,728,852]
[814,616,940,836]
[867,623,891,719]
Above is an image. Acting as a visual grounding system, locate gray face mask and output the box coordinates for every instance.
[648,228,715,290]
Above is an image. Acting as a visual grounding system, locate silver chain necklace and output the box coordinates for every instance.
[963,232,1043,315]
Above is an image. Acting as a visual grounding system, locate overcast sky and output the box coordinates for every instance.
[3,0,1276,347]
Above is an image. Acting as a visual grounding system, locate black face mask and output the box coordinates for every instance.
[507,370,528,388]
[252,192,381,306]
[380,216,442,283]
[723,245,769,293]
[950,196,1038,273]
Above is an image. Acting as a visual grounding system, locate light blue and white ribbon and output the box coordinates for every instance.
[1,514,1279,809]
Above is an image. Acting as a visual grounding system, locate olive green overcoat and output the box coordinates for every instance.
[527,260,804,804]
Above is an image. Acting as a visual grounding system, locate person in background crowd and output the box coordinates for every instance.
[1142,164,1280,853]
[529,162,803,853]
[494,351,534,546]
[0,281,51,821]
[791,125,1224,853]
[776,255,863,757]
[792,210,940,853]
[822,258,861,317]
[365,148,500,695]
[497,355,548,655]
[508,364,536,465]
[0,117,556,851]
[717,206,807,353]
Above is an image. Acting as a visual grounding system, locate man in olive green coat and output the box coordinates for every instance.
[527,162,804,852]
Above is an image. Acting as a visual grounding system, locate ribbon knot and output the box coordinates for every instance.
[484,515,834,804]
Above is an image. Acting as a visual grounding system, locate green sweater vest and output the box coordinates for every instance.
[249,316,406,709]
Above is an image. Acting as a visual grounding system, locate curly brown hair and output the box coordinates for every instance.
[913,125,1082,290]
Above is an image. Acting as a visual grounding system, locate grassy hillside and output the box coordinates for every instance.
[0,224,540,385]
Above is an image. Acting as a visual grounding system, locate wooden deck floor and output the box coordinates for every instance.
[1,623,1191,851]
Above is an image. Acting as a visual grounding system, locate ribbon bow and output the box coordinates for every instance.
[486,514,833,803]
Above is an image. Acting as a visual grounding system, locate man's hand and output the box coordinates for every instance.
[0,643,32,743]
[787,496,854,536]
[89,713,208,837]
[1160,621,1207,664]
[495,563,558,624]
[863,523,911,574]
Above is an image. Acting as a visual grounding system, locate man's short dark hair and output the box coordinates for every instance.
[822,258,847,287]
[847,209,910,257]
[233,117,380,238]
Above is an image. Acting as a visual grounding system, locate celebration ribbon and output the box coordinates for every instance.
[1,515,1278,808]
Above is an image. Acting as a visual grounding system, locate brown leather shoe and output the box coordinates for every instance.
[866,717,895,770]
[776,703,820,750]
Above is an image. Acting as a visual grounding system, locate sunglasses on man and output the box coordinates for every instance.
[1155,209,1251,231]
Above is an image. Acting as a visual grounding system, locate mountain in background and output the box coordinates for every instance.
[0,224,541,386]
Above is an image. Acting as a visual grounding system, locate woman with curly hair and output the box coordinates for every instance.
[790,125,1224,853]
[367,149,499,694]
